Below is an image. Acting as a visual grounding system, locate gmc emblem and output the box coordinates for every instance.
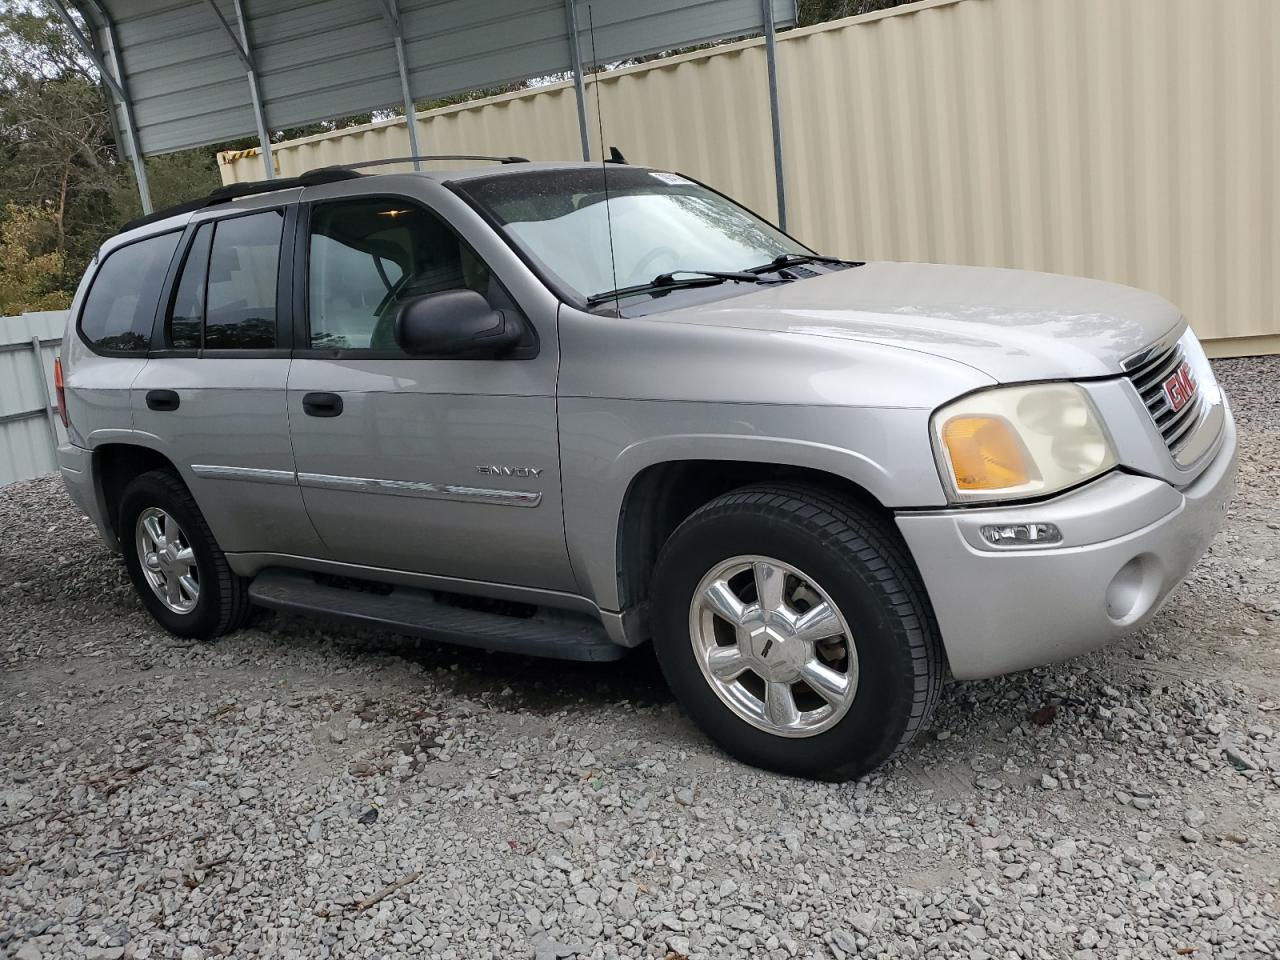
[1163,361,1197,413]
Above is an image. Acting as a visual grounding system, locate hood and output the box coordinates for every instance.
[656,261,1183,382]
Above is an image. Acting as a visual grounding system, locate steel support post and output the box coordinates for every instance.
[378,0,422,169]
[564,0,592,161]
[231,0,273,178]
[50,0,153,212]
[760,0,788,229]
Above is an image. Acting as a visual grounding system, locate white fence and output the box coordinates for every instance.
[1,312,68,487]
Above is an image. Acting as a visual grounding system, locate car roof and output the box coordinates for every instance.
[108,159,644,247]
[435,160,628,183]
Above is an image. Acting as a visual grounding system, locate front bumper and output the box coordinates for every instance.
[896,409,1237,680]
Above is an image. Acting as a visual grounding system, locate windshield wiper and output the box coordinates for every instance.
[748,253,862,275]
[586,269,776,307]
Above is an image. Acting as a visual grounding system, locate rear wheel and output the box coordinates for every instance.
[118,469,251,639]
[650,483,944,780]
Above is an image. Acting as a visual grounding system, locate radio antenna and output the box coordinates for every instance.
[586,4,620,313]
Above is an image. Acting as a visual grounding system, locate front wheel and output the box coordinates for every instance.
[118,469,251,639]
[650,483,944,780]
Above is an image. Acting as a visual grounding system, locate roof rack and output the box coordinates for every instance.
[315,155,529,171]
[116,155,529,235]
[118,167,363,234]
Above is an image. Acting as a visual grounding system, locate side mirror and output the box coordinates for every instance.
[392,289,522,358]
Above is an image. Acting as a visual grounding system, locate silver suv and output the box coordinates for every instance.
[56,159,1236,779]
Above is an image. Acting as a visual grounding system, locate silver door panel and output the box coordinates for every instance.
[286,366,569,589]
[131,357,327,556]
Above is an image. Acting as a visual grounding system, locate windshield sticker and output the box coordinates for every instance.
[650,172,692,186]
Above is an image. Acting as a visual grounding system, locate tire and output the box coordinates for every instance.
[118,469,251,640]
[650,482,944,780]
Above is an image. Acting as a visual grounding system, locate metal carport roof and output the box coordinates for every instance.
[50,0,796,219]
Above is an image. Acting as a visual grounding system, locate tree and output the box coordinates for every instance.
[0,5,122,284]
[0,3,229,305]
[0,202,67,314]
[796,0,917,26]
[0,0,412,309]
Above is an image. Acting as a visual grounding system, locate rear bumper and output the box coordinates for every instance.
[896,410,1237,680]
[57,442,116,549]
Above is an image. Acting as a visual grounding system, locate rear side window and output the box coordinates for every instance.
[206,212,281,349]
[168,223,212,350]
[165,210,283,351]
[79,232,180,353]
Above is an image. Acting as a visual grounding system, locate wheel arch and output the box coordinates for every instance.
[613,459,893,626]
[92,442,183,542]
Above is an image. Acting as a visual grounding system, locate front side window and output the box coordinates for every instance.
[307,199,491,351]
[454,167,810,306]
[165,210,283,351]
[79,231,181,353]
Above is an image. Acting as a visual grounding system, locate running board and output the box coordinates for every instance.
[248,568,624,662]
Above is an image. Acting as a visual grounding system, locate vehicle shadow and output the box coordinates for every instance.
[253,608,676,715]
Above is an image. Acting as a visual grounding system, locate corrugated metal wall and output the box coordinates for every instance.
[219,0,1279,357]
[90,0,796,155]
[0,313,67,487]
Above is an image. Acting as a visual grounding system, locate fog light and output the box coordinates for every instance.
[979,522,1063,546]
[1105,554,1162,623]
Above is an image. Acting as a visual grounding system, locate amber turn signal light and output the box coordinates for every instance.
[941,415,1032,490]
[54,357,68,428]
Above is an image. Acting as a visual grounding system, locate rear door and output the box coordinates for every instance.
[285,181,573,591]
[131,201,327,559]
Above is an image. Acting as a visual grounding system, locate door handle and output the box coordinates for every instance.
[146,389,180,412]
[302,392,343,418]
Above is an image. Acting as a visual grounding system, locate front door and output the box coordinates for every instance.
[286,191,573,592]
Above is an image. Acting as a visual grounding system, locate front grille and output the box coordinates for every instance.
[1124,337,1203,454]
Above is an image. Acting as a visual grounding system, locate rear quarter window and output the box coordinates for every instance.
[78,231,181,354]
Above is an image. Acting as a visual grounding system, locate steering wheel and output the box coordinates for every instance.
[370,268,457,349]
[630,246,681,281]
[369,280,409,350]
[373,271,410,320]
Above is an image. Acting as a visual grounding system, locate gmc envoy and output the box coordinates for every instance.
[56,159,1236,778]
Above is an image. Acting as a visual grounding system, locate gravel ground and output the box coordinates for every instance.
[2,358,1278,960]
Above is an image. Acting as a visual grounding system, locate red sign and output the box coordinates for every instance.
[1163,361,1197,413]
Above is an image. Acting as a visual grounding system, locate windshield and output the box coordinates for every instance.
[454,167,811,305]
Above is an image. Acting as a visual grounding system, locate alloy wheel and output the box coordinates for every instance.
[688,555,858,737]
[135,506,199,614]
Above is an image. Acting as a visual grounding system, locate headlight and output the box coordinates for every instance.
[931,383,1116,502]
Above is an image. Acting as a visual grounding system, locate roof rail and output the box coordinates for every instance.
[117,167,363,234]
[115,155,527,236]
[309,155,529,173]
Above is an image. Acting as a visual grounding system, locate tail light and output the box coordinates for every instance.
[54,357,68,428]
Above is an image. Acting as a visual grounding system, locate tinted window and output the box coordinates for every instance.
[307,199,489,352]
[167,223,211,350]
[79,232,180,353]
[164,211,283,351]
[205,211,282,350]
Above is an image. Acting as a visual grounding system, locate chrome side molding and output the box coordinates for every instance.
[191,464,542,507]
[296,472,542,508]
[190,464,297,485]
